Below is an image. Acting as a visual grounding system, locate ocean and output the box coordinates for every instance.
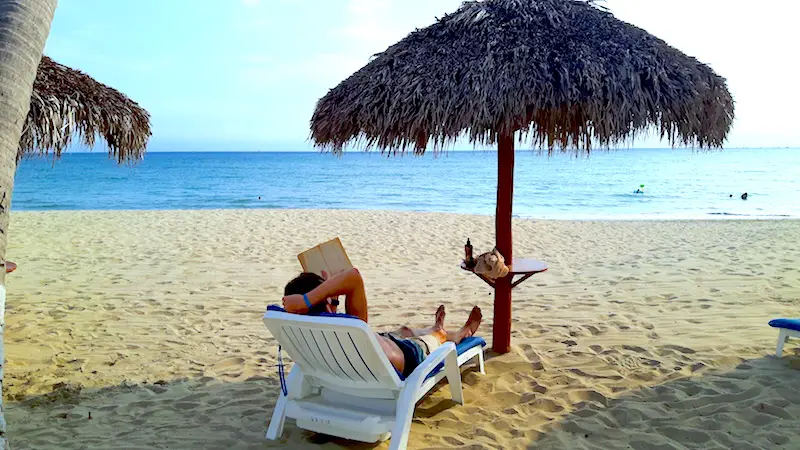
[12,148,800,219]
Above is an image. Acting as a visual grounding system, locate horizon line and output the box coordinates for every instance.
[52,147,800,155]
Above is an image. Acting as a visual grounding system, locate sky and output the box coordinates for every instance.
[44,0,800,152]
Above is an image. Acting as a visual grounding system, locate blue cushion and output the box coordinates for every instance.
[426,336,487,380]
[266,304,363,321]
[769,318,800,331]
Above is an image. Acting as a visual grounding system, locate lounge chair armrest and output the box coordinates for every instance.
[403,342,457,388]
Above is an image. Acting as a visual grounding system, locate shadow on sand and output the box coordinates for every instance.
[6,375,284,450]
[5,362,485,450]
[529,356,800,449]
[7,354,798,449]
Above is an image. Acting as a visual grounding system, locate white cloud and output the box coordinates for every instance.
[606,0,800,147]
[239,52,366,90]
[340,0,461,53]
[340,0,395,43]
[235,0,463,97]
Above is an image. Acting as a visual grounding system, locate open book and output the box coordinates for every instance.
[298,237,353,277]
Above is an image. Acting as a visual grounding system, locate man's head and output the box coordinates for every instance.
[284,272,324,296]
[284,272,335,314]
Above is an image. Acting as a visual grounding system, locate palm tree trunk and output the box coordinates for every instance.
[0,0,58,447]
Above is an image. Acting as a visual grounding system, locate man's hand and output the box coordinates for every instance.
[321,269,348,281]
[282,294,309,314]
[321,269,346,313]
[325,298,338,314]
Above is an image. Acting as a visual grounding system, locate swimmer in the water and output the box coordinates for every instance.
[741,192,748,200]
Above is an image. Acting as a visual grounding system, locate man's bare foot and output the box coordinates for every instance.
[459,306,482,340]
[434,305,446,330]
[466,306,482,335]
[446,306,483,342]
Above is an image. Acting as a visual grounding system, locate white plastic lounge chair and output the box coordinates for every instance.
[263,306,486,450]
[769,318,800,357]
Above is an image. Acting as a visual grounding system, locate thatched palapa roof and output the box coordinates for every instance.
[19,56,151,163]
[311,0,735,154]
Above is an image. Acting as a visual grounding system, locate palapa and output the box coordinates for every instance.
[19,56,151,163]
[312,0,733,154]
[313,0,735,352]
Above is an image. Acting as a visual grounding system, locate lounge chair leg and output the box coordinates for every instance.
[477,349,486,374]
[266,394,287,440]
[444,351,464,405]
[776,329,789,358]
[389,389,416,450]
[266,367,305,440]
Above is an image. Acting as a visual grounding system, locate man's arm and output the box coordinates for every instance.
[281,268,368,322]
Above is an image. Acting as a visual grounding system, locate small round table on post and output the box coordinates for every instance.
[460,258,548,290]
[460,257,547,352]
[5,261,16,274]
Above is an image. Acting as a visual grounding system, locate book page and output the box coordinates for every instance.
[298,237,353,276]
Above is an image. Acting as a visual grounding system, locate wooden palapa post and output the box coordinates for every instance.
[493,133,514,353]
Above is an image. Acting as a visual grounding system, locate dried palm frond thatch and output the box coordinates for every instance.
[311,0,735,154]
[19,56,151,163]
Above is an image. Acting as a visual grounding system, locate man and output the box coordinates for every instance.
[281,268,482,378]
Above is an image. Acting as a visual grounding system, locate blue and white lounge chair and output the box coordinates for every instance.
[262,306,486,450]
[769,318,800,357]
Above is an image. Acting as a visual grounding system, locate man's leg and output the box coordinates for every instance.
[397,305,446,337]
[444,306,482,344]
[398,305,482,344]
[379,305,482,375]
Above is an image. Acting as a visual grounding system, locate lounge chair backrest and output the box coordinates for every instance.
[264,310,403,397]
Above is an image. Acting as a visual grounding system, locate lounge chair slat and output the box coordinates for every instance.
[311,329,350,379]
[332,331,367,382]
[346,332,379,382]
[319,330,362,381]
[280,327,308,366]
[300,328,337,377]
[285,327,323,371]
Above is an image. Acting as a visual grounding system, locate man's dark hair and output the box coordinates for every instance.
[284,272,327,314]
[284,272,325,296]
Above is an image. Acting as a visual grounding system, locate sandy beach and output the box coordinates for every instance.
[4,209,800,449]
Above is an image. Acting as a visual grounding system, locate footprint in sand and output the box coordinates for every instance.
[527,380,548,394]
[213,357,246,373]
[568,389,609,408]
[622,345,650,354]
[752,402,794,420]
[664,344,696,354]
[568,368,623,381]
[527,397,564,413]
[442,436,465,446]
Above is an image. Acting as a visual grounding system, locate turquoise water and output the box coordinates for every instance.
[12,149,800,219]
